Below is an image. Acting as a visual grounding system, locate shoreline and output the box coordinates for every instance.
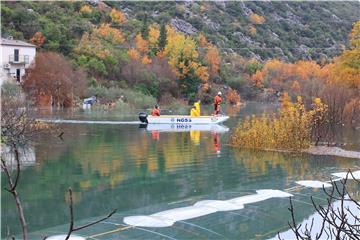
[229,144,360,159]
[303,146,360,159]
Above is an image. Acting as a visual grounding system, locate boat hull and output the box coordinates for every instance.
[145,115,229,124]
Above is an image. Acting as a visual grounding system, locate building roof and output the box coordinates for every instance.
[0,38,36,47]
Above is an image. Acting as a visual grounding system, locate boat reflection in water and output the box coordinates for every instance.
[144,123,229,133]
[143,123,227,155]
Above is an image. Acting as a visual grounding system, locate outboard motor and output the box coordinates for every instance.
[138,112,148,124]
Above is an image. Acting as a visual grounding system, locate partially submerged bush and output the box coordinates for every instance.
[230,93,328,151]
[88,86,156,109]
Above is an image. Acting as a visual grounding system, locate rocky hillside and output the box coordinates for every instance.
[111,1,359,61]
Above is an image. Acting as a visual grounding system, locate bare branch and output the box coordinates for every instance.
[65,188,117,240]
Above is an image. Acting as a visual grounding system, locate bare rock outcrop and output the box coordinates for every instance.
[170,17,198,35]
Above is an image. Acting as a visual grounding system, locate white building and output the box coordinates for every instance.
[0,38,36,85]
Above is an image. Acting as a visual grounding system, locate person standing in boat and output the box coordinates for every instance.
[213,92,222,115]
[151,105,160,116]
[190,100,201,117]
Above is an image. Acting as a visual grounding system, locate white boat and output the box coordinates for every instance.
[138,113,229,124]
[145,123,229,133]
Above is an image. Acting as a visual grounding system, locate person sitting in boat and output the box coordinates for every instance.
[151,105,160,116]
[190,100,201,117]
[213,92,222,115]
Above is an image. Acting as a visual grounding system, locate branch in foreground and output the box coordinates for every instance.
[65,188,117,240]
[279,170,360,240]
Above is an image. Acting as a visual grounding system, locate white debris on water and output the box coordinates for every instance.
[152,206,218,222]
[123,215,175,227]
[123,189,292,227]
[304,146,360,159]
[296,180,332,188]
[194,200,244,211]
[332,170,360,180]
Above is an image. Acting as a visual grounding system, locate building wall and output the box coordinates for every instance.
[0,45,36,85]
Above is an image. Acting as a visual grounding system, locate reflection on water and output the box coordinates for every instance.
[2,103,360,239]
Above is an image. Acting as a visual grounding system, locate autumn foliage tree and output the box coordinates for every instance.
[79,5,92,15]
[129,25,212,97]
[110,8,126,24]
[249,13,265,25]
[231,94,329,151]
[30,32,45,48]
[74,22,126,79]
[164,26,209,96]
[23,52,87,107]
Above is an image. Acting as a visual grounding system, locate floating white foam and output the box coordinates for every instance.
[46,235,85,240]
[332,170,360,180]
[194,200,244,211]
[296,180,332,188]
[152,206,217,222]
[123,215,174,227]
[123,189,292,227]
[228,189,293,206]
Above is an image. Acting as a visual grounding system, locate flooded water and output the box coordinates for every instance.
[2,102,360,239]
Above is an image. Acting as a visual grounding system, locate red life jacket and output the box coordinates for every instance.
[151,108,160,116]
[214,95,222,105]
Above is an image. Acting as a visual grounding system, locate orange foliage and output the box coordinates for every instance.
[251,71,264,88]
[110,8,126,24]
[199,33,209,48]
[135,34,149,53]
[148,25,160,47]
[195,66,209,83]
[75,32,111,59]
[141,55,152,65]
[249,13,265,25]
[128,48,140,60]
[156,50,166,58]
[226,89,241,105]
[94,24,124,44]
[30,32,45,48]
[205,44,220,76]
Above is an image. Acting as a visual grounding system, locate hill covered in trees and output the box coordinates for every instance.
[105,1,359,61]
[2,1,359,61]
[1,1,359,109]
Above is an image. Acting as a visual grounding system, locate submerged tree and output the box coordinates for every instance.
[1,82,49,240]
[22,52,87,107]
[2,82,116,240]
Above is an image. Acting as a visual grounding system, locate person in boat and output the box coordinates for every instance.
[190,100,201,117]
[213,92,222,115]
[151,105,160,116]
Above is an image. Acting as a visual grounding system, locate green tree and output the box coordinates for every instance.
[141,14,149,40]
[158,23,167,51]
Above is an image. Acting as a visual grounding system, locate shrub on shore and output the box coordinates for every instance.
[230,93,328,151]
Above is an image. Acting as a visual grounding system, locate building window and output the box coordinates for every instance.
[16,69,21,83]
[14,49,19,62]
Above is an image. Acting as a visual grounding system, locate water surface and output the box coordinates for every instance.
[2,103,359,239]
